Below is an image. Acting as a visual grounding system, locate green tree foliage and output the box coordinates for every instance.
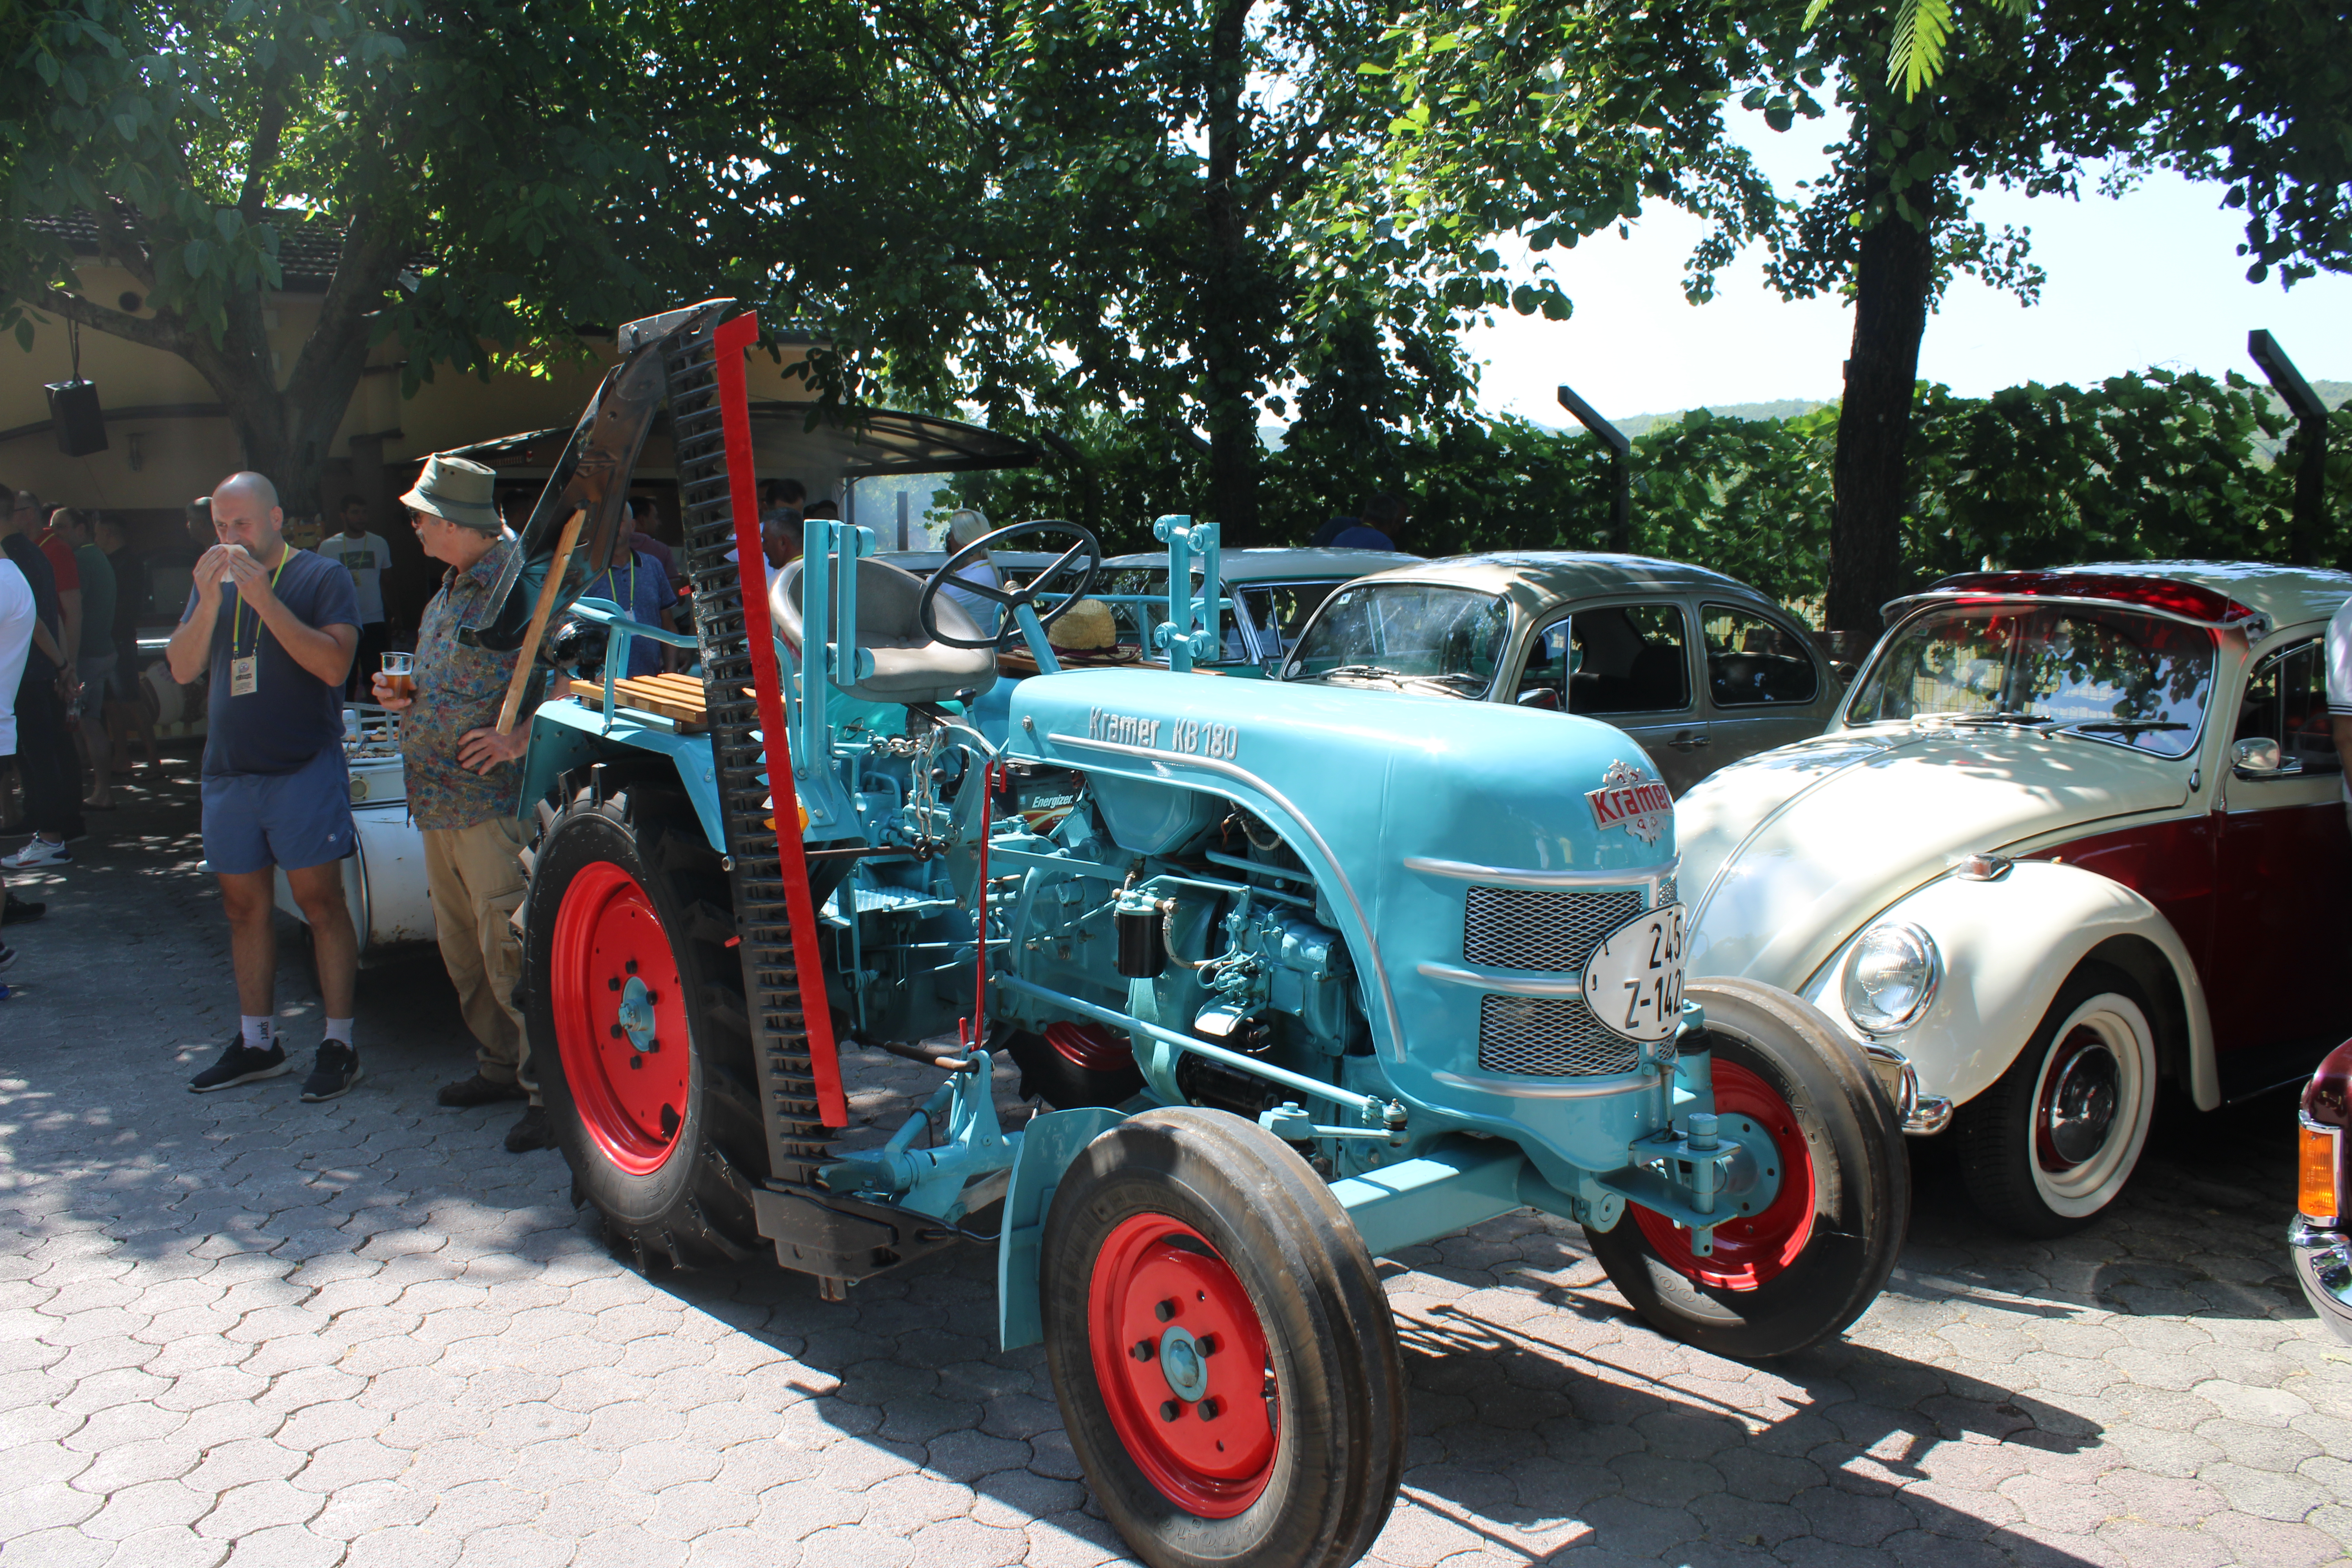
[965,369,2346,616]
[0,0,689,510]
[894,0,1780,546]
[1357,0,2352,630]
[0,0,960,512]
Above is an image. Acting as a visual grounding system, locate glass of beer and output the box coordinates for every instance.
[380,650,416,701]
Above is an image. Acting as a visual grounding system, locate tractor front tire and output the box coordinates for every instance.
[1040,1107,1405,1568]
[1587,977,1908,1359]
[520,776,770,1270]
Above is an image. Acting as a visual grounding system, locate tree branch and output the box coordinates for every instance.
[31,285,187,359]
[237,73,291,222]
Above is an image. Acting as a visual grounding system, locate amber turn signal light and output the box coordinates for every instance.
[2299,1117,2340,1224]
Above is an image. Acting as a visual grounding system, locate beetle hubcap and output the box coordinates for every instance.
[551,862,691,1176]
[1089,1215,1276,1518]
[2038,1029,2120,1170]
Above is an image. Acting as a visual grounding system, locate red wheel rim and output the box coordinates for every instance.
[1047,1021,1131,1075]
[1632,1060,1817,1290]
[1087,1214,1277,1518]
[550,861,692,1176]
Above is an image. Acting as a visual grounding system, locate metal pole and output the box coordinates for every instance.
[896,489,911,551]
[2249,331,2330,566]
[1557,383,1632,551]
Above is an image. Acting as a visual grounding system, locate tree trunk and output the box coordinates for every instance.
[1825,199,1936,633]
[1198,0,1260,546]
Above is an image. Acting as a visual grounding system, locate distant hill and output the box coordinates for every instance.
[1612,399,1830,437]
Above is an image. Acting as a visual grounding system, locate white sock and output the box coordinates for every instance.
[323,1017,355,1047]
[241,1015,274,1051]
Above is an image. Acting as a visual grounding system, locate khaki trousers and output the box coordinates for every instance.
[423,815,537,1102]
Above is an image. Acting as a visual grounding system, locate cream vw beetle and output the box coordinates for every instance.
[1679,563,2352,1236]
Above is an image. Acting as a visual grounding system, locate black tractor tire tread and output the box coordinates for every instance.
[1041,1107,1405,1568]
[523,779,772,1272]
[1586,977,1909,1360]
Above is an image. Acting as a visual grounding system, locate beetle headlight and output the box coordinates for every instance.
[1843,923,1940,1033]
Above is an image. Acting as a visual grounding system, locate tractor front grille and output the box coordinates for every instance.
[1477,995,1641,1077]
[1657,877,1677,909]
[1462,886,1643,972]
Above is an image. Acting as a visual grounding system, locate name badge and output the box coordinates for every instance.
[231,656,258,697]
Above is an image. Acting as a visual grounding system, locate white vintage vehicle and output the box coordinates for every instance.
[1680,562,2352,1235]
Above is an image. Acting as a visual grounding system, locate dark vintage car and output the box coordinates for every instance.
[2295,1040,2352,1342]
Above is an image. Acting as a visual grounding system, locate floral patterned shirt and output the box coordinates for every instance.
[401,534,540,829]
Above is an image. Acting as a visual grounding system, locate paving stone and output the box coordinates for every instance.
[7,785,2352,1568]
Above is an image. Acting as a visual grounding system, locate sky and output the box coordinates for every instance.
[1464,109,2352,427]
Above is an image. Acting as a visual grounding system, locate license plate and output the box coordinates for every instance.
[1581,904,1687,1042]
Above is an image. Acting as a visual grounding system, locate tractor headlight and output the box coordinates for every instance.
[1843,923,1940,1034]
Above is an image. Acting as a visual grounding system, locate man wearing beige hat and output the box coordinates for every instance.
[370,454,551,1153]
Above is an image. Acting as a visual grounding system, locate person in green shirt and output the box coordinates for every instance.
[51,509,116,808]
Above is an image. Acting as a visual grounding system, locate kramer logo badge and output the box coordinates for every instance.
[1586,759,1672,845]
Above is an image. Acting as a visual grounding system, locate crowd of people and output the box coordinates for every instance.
[0,487,153,975]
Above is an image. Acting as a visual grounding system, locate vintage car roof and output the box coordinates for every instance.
[1101,547,1421,582]
[1909,561,2352,630]
[1347,551,1779,606]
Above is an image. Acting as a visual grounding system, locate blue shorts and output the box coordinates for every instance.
[201,745,356,876]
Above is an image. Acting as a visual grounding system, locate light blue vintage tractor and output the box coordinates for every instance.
[492,302,1907,1568]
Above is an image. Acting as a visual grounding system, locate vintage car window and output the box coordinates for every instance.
[1098,568,1252,662]
[1234,581,1343,657]
[1566,604,1692,715]
[1701,604,1819,707]
[1847,603,2215,757]
[2237,638,2343,774]
[1287,583,1508,695]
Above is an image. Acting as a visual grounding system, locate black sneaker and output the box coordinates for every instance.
[0,895,42,926]
[189,1038,292,1092]
[504,1105,556,1153]
[301,1042,363,1102]
[0,942,15,971]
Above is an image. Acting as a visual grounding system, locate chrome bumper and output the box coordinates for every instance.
[2290,1216,2352,1344]
[1862,1042,1956,1136]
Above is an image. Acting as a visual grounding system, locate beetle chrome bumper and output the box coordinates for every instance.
[1862,1043,1956,1136]
[2290,1216,2352,1344]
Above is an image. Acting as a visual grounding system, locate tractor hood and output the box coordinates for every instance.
[1678,723,2194,990]
[1009,670,1677,886]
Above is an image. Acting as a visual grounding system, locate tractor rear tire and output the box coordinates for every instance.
[1586,977,1907,1359]
[1040,1107,1404,1568]
[520,775,771,1270]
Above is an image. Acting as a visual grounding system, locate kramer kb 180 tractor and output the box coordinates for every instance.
[475,301,1908,1568]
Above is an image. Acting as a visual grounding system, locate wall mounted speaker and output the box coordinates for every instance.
[44,379,108,457]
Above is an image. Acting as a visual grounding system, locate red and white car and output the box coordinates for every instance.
[1679,562,2352,1235]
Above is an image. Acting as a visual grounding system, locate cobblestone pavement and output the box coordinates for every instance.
[3,769,2348,1568]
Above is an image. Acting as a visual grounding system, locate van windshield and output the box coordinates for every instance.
[1285,584,1509,697]
[1846,603,2216,757]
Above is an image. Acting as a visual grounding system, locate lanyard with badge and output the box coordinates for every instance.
[230,553,290,697]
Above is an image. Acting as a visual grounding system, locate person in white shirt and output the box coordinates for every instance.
[0,558,43,950]
[942,507,1004,638]
[316,495,392,698]
[2327,595,2352,830]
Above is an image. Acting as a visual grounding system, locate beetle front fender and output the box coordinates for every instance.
[1794,860,2216,1114]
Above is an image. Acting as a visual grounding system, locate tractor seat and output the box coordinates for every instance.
[771,556,999,706]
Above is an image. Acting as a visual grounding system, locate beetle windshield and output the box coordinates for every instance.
[1847,603,2216,757]
[1285,584,1509,696]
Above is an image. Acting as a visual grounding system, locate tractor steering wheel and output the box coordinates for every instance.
[917,520,1104,651]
